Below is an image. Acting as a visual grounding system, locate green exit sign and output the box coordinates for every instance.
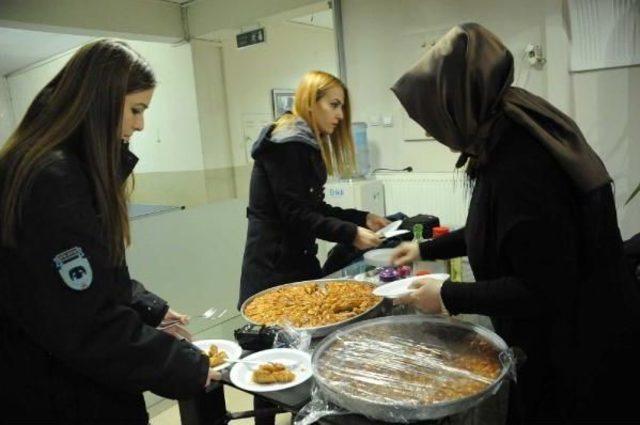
[236,28,266,48]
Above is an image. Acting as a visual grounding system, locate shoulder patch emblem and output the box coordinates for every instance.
[53,247,93,291]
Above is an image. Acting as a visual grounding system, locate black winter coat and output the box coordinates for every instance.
[422,123,640,423]
[238,121,368,307]
[0,149,209,424]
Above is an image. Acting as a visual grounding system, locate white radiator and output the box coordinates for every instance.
[374,172,469,228]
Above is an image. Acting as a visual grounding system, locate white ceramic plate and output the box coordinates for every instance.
[229,348,312,393]
[376,220,402,237]
[382,229,410,239]
[373,273,451,299]
[192,339,242,371]
[363,248,396,267]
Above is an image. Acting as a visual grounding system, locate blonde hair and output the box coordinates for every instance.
[274,70,356,177]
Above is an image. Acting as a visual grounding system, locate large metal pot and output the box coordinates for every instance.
[240,278,384,338]
[312,315,514,421]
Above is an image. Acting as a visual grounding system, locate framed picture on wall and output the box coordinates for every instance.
[271,89,295,119]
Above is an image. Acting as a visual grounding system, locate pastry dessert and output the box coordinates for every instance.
[244,281,381,328]
[207,344,228,368]
[252,362,296,384]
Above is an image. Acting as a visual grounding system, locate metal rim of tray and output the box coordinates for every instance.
[240,278,384,337]
[311,315,513,420]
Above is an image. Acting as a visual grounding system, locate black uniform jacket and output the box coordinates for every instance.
[238,119,368,307]
[0,148,209,424]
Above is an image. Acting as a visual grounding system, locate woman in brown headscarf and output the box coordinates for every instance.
[391,23,640,424]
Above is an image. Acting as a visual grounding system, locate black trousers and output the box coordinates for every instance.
[253,396,276,425]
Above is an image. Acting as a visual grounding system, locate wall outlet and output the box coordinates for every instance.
[525,44,546,66]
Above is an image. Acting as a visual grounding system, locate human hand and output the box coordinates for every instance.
[391,242,420,266]
[205,368,222,387]
[159,309,192,341]
[394,278,447,314]
[353,226,383,250]
[366,213,391,231]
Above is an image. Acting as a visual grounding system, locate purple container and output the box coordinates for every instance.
[379,267,399,283]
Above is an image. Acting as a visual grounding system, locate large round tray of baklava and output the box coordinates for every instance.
[241,279,384,337]
[312,315,513,421]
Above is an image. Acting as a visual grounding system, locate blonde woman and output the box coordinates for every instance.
[239,71,387,306]
[239,70,387,425]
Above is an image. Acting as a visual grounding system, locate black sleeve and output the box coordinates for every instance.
[6,163,209,399]
[419,227,467,260]
[441,219,578,318]
[130,279,169,327]
[318,201,369,227]
[261,143,359,245]
[624,233,640,263]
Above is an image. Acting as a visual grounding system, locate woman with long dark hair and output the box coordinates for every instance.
[0,39,218,424]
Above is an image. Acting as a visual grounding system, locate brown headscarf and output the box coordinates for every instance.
[391,22,611,192]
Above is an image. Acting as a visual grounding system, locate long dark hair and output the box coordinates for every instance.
[0,39,156,265]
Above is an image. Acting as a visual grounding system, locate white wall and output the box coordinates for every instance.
[191,39,233,170]
[0,77,16,145]
[6,40,205,174]
[130,41,204,173]
[572,68,640,238]
[221,21,338,167]
[342,0,640,237]
[342,0,549,173]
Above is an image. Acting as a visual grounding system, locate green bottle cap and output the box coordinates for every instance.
[412,223,423,241]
